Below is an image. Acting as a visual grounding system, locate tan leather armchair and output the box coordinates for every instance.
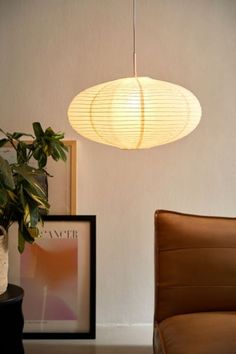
[153,210,236,354]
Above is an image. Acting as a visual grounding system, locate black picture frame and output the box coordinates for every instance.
[9,215,96,339]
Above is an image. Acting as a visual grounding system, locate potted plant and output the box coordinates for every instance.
[0,122,68,294]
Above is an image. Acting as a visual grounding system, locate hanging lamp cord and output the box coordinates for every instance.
[133,0,137,77]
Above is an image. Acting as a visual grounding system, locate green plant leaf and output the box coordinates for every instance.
[59,141,68,151]
[54,132,65,140]
[33,122,44,139]
[23,182,49,209]
[32,146,42,160]
[43,144,49,156]
[12,132,34,139]
[22,224,36,243]
[0,138,8,147]
[19,220,35,244]
[45,127,55,137]
[18,229,25,253]
[0,188,8,205]
[0,156,15,189]
[17,141,28,164]
[23,202,30,224]
[51,142,67,161]
[50,143,61,161]
[28,201,40,227]
[24,185,48,206]
[13,165,46,197]
[38,152,47,168]
[19,184,26,208]
[7,189,17,203]
[27,227,39,239]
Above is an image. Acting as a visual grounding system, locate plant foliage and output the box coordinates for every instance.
[0,122,68,253]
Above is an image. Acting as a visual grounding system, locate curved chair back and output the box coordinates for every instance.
[154,210,236,323]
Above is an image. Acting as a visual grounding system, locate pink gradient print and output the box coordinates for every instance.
[21,239,78,321]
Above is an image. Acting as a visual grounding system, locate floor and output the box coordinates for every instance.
[23,325,153,354]
[24,344,152,354]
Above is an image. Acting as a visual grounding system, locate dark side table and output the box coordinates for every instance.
[0,283,24,354]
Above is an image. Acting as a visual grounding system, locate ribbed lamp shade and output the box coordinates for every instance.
[68,76,201,149]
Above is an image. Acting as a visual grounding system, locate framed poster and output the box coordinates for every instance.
[0,140,77,214]
[8,215,96,339]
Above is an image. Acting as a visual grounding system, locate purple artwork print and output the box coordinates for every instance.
[20,238,78,321]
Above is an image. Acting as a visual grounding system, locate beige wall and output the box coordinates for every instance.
[1,0,236,325]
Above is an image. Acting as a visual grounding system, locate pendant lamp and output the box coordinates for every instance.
[68,1,201,150]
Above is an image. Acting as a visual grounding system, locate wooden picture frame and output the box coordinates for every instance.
[9,215,96,339]
[45,140,77,215]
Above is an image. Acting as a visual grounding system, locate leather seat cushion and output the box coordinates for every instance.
[157,312,236,354]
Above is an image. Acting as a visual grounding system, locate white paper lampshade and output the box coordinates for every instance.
[68,76,201,149]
